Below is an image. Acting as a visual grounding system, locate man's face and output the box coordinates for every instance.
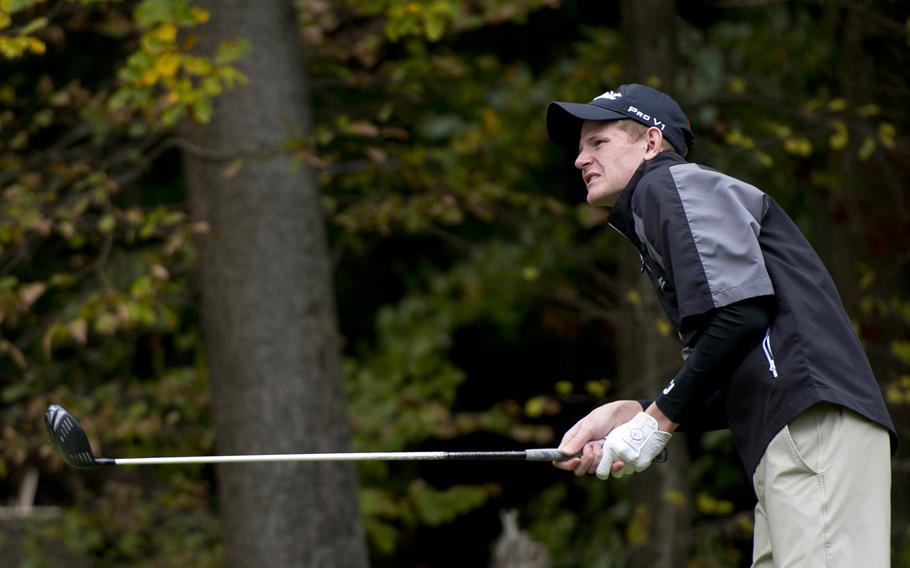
[575,120,649,207]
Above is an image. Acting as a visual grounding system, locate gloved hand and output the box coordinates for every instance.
[596,412,671,479]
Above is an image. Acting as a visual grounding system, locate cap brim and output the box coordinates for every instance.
[546,102,628,148]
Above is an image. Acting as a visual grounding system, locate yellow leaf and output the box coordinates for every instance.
[768,121,792,138]
[885,385,904,405]
[97,215,116,233]
[626,289,641,305]
[655,318,672,337]
[738,514,755,533]
[521,266,539,281]
[827,98,847,112]
[784,137,812,157]
[481,107,501,134]
[554,381,573,395]
[724,129,754,149]
[182,56,212,76]
[626,504,650,545]
[524,396,544,418]
[0,36,27,58]
[663,489,687,508]
[156,52,181,78]
[696,492,734,515]
[190,7,209,23]
[757,152,774,168]
[728,77,747,94]
[585,380,609,398]
[858,264,876,290]
[829,120,848,150]
[891,340,910,365]
[153,23,177,43]
[857,136,876,161]
[140,67,159,86]
[857,103,879,117]
[878,122,895,149]
[26,36,44,55]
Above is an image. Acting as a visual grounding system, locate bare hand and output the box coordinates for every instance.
[553,400,643,476]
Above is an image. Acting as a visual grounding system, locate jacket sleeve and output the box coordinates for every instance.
[640,391,729,431]
[654,297,772,424]
[636,163,776,327]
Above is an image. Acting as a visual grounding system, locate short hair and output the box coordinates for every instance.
[614,119,685,157]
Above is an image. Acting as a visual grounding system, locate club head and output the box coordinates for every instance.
[44,404,107,468]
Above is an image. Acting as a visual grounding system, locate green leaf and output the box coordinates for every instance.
[408,480,497,527]
[97,214,116,233]
[214,39,250,65]
[19,16,47,35]
[191,96,213,123]
[891,341,910,365]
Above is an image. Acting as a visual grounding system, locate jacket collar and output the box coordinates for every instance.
[607,151,687,240]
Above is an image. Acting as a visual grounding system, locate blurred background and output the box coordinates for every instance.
[1,0,908,566]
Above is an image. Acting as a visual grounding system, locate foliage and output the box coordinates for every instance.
[0,0,244,564]
[110,0,248,127]
[346,239,569,554]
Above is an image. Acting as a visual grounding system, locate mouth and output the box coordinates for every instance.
[584,173,601,187]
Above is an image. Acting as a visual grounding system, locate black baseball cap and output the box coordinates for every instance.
[546,83,694,155]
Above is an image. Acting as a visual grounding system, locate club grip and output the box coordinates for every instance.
[525,447,670,463]
[524,448,567,462]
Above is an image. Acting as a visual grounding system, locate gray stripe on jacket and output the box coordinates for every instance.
[668,163,775,308]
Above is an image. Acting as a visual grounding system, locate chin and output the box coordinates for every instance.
[587,191,613,207]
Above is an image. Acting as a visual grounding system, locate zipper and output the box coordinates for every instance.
[608,221,650,275]
[761,328,779,378]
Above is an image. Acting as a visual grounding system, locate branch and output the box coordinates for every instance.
[829,0,909,37]
[0,0,66,37]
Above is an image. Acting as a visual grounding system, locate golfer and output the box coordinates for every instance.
[546,83,896,566]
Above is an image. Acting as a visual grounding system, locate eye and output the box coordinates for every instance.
[578,137,607,156]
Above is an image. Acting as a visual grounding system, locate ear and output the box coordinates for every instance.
[643,127,664,159]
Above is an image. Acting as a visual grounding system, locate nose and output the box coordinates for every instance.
[575,148,590,170]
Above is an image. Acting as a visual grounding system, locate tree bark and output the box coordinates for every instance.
[618,2,691,567]
[180,1,369,566]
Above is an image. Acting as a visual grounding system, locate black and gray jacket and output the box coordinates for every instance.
[608,152,897,475]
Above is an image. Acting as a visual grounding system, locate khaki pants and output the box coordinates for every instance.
[751,403,891,567]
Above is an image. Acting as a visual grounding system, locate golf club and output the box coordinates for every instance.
[44,403,667,469]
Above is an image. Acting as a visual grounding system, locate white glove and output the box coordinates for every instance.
[596,412,671,479]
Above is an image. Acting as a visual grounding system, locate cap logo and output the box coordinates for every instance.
[594,90,622,101]
[627,105,665,131]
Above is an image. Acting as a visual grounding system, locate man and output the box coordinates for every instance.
[545,83,896,567]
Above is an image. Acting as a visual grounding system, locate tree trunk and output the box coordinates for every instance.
[180,1,369,566]
[618,2,691,567]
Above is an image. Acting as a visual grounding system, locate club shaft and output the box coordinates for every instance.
[109,449,565,466]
